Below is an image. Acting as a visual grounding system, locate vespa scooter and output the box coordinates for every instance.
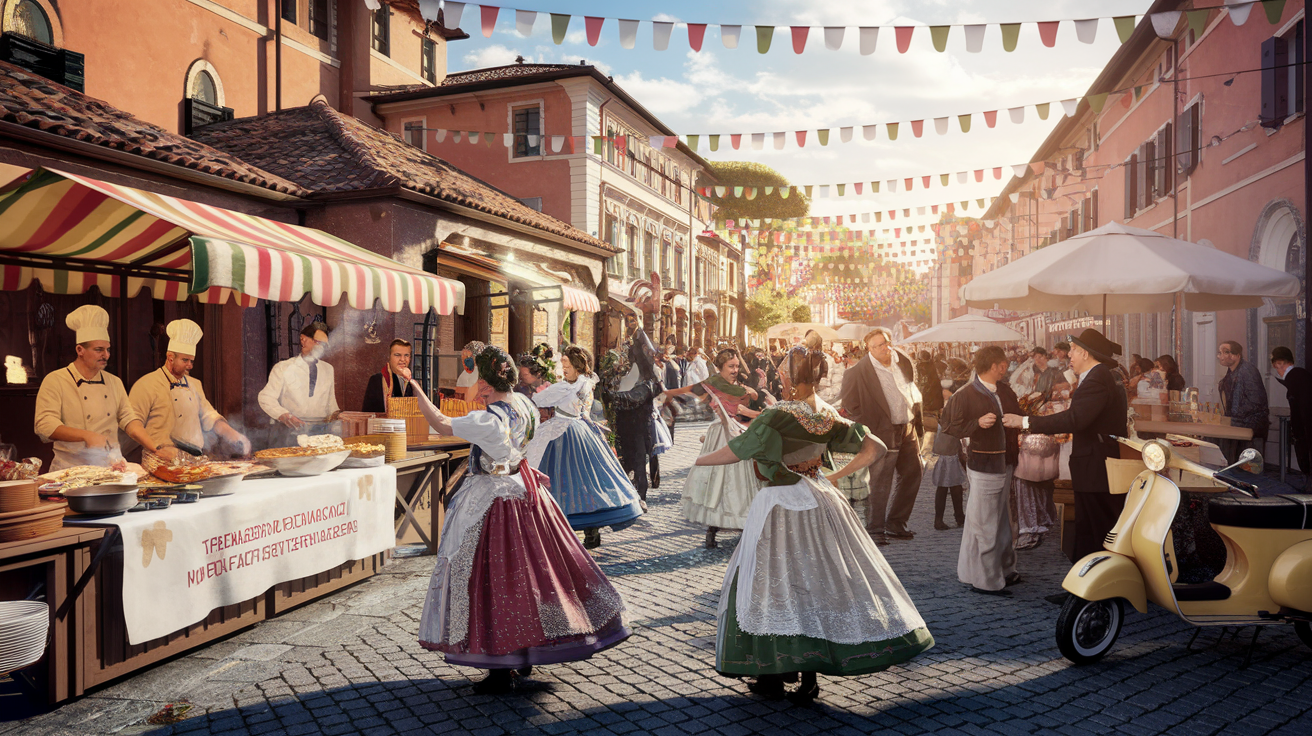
[1056,436,1312,665]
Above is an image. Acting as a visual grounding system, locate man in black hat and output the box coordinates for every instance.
[1003,328,1127,562]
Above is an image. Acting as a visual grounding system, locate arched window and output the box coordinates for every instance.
[12,0,51,44]
[190,70,217,105]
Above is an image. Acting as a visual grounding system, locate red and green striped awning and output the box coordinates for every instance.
[0,167,465,315]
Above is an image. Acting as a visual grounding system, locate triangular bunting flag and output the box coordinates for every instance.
[1150,11,1181,38]
[836,184,845,196]
[618,19,639,49]
[818,129,830,146]
[840,127,853,143]
[824,27,845,50]
[731,134,742,149]
[1185,10,1209,38]
[1227,3,1254,26]
[1061,98,1080,117]
[791,26,809,54]
[480,5,498,38]
[773,132,785,149]
[958,171,968,184]
[1263,0,1286,24]
[550,13,570,44]
[688,23,707,51]
[795,130,807,147]
[934,117,949,135]
[1035,102,1050,120]
[780,187,791,199]
[993,167,1003,179]
[1113,16,1137,43]
[756,25,774,53]
[1086,92,1109,113]
[715,186,726,197]
[930,25,950,51]
[922,175,931,188]
[686,134,699,150]
[854,182,863,194]
[722,25,742,49]
[751,133,765,149]
[894,26,915,53]
[958,114,972,133]
[964,24,986,53]
[940,174,950,186]
[1000,23,1021,51]
[515,9,536,37]
[975,169,985,182]
[1074,18,1098,43]
[1037,20,1060,47]
[911,119,924,137]
[871,181,880,193]
[904,177,914,191]
[886,122,899,140]
[863,124,877,140]
[733,186,744,198]
[804,185,813,198]
[983,110,998,128]
[444,2,465,28]
[859,26,879,55]
[1009,106,1025,124]
[654,21,674,50]
[585,16,604,46]
[709,134,720,151]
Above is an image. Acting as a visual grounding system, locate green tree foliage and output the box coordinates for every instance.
[746,284,812,333]
[704,161,810,222]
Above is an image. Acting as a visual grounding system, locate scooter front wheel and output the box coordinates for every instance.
[1056,595,1123,665]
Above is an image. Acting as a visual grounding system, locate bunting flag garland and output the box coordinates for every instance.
[415,2,1289,55]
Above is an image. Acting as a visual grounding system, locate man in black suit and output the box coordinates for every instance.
[1004,329,1127,561]
[1272,346,1312,477]
[361,339,414,413]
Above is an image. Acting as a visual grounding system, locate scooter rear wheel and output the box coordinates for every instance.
[1056,595,1123,665]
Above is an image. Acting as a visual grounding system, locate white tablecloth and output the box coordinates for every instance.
[67,466,397,644]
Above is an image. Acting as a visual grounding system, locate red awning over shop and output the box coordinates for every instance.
[561,284,600,313]
[0,167,465,314]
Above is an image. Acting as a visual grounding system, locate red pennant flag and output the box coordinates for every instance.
[585,16,604,46]
[480,5,499,38]
[911,119,924,137]
[614,135,628,159]
[921,175,931,188]
[932,205,939,214]
[889,210,896,220]
[731,134,742,150]
[993,167,1003,179]
[688,23,707,51]
[974,169,984,182]
[791,26,809,54]
[947,203,955,213]
[854,182,863,195]
[895,228,901,237]
[849,214,856,223]
[904,177,914,190]
[895,26,915,53]
[983,110,998,128]
[795,130,807,147]
[1037,21,1059,47]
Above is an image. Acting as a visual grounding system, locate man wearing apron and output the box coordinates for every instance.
[258,321,341,446]
[129,319,251,457]
[34,305,168,471]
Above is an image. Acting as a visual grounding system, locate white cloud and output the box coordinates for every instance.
[461,44,530,69]
[612,71,704,114]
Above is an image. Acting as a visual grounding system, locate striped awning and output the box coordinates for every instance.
[0,167,464,315]
[561,284,600,313]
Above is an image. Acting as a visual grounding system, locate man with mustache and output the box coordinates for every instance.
[259,322,341,443]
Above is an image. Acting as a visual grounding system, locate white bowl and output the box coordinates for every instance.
[194,472,245,497]
[338,454,385,469]
[260,449,352,477]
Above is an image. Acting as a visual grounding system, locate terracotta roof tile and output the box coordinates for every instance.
[441,63,579,86]
[192,101,612,251]
[0,61,305,195]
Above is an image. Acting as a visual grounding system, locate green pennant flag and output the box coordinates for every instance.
[805,185,813,198]
[780,187,791,199]
[1185,9,1209,39]
[1113,16,1136,43]
[958,114,972,133]
[977,198,986,208]
[961,201,969,210]
[734,186,744,198]
[817,129,830,146]
[1000,23,1021,52]
[836,183,846,196]
[930,25,950,52]
[709,135,720,151]
[1263,0,1286,24]
[593,136,604,154]
[1035,102,1050,120]
[871,181,880,193]
[886,122,899,140]
[941,173,950,186]
[757,26,774,53]
[1086,92,1109,114]
[550,14,570,44]
[686,134,699,151]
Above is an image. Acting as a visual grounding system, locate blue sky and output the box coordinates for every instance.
[446,0,1155,229]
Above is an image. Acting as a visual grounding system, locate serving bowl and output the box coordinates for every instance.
[62,483,140,516]
[194,472,245,497]
[260,449,351,477]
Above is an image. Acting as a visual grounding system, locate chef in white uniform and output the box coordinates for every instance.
[258,321,340,442]
[34,305,169,471]
[129,319,251,456]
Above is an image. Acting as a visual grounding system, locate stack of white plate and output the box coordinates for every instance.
[0,600,49,675]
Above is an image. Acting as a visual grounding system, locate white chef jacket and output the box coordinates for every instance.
[258,355,340,422]
[34,362,140,471]
[129,367,222,450]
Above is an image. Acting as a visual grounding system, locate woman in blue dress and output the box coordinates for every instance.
[526,345,645,549]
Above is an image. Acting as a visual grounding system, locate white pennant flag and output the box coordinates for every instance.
[1008,106,1026,124]
[515,10,536,36]
[863,124,877,140]
[1074,18,1098,43]
[444,2,465,29]
[859,27,878,55]
[469,132,480,144]
[963,24,986,52]
[619,19,639,49]
[417,0,440,21]
[1012,164,1028,177]
[773,132,785,149]
[363,0,380,8]
[862,213,870,222]
[527,134,539,148]
[764,186,774,195]
[1150,11,1181,38]
[1009,192,1020,203]
[1060,98,1079,117]
[819,185,831,198]
[984,219,996,228]
[721,25,742,49]
[714,186,726,197]
[435,129,447,143]
[957,171,968,184]
[887,179,897,192]
[452,131,462,143]
[934,117,949,135]
[824,26,845,50]
[650,135,665,148]
[751,133,764,149]
[653,21,673,50]
[1226,2,1254,26]
[917,207,926,216]
[551,136,564,152]
[502,133,513,147]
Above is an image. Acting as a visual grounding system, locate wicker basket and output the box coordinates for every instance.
[0,479,37,514]
[0,499,67,543]
[386,396,430,443]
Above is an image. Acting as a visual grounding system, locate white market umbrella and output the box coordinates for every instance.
[765,322,842,341]
[961,221,1301,315]
[834,323,873,341]
[898,314,1027,345]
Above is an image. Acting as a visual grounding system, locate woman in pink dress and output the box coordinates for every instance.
[405,346,630,694]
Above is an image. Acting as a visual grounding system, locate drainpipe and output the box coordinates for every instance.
[274,0,282,111]
[1305,17,1311,367]
[337,0,355,115]
[1173,34,1184,365]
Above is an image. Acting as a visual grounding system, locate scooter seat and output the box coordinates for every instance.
[1208,493,1312,530]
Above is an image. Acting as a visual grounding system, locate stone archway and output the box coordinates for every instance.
[1247,199,1306,439]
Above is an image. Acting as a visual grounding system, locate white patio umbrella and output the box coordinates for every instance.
[765,322,842,341]
[961,221,1301,315]
[834,323,873,341]
[898,314,1028,345]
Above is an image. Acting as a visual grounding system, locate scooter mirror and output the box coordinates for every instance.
[1219,448,1264,476]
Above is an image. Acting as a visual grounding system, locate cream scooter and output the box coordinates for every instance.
[1056,436,1312,665]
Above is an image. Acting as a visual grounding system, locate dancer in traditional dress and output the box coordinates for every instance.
[666,348,766,549]
[410,346,630,694]
[527,345,644,549]
[597,329,665,503]
[695,344,934,702]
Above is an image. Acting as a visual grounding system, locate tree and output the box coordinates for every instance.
[703,161,810,222]
[746,284,812,334]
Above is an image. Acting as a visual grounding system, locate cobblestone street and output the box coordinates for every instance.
[7,421,1312,736]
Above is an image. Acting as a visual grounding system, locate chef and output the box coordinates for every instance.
[258,322,340,441]
[34,305,168,471]
[129,319,251,456]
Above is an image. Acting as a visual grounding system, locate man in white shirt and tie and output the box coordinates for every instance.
[258,322,340,443]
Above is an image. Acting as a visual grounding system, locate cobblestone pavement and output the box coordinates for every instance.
[7,421,1312,735]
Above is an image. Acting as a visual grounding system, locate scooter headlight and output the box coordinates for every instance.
[1142,441,1170,472]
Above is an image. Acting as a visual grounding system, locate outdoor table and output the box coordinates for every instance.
[1133,420,1254,443]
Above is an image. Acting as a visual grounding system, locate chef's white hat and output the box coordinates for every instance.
[66,305,110,343]
[167,319,203,356]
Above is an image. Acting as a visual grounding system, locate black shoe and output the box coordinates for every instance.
[934,520,949,530]
[786,672,819,704]
[970,586,1012,597]
[516,665,533,678]
[583,528,601,549]
[472,669,515,694]
[705,528,718,549]
[747,675,785,699]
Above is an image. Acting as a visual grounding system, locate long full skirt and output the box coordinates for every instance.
[418,463,630,668]
[681,420,765,529]
[527,416,643,531]
[958,467,1018,591]
[715,475,934,677]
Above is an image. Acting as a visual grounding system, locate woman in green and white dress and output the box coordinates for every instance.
[694,344,934,702]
